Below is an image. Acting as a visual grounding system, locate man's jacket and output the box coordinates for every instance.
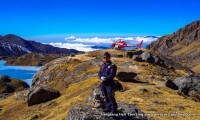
[98,61,117,85]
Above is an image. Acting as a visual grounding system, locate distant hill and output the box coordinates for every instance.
[91,46,109,49]
[144,36,159,39]
[147,20,200,73]
[0,34,79,58]
[5,53,66,66]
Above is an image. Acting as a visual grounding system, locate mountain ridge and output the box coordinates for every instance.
[147,20,200,73]
[0,34,79,58]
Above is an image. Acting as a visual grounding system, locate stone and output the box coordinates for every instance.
[0,75,10,82]
[27,86,60,106]
[132,55,143,62]
[138,88,148,93]
[174,74,200,95]
[174,74,200,101]
[140,52,155,63]
[163,77,178,90]
[0,75,29,94]
[174,106,185,111]
[113,80,123,91]
[88,82,122,109]
[116,72,137,82]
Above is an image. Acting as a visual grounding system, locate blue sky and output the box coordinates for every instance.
[0,0,200,39]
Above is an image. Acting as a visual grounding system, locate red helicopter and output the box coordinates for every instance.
[111,39,143,49]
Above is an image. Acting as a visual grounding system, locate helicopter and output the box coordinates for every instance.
[111,39,143,50]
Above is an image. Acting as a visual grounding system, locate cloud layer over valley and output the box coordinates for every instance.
[49,36,159,52]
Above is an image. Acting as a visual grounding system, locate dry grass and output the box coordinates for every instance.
[1,49,200,120]
[0,77,99,120]
[72,54,96,61]
[2,76,200,120]
[172,40,200,57]
[116,81,200,120]
[192,64,200,73]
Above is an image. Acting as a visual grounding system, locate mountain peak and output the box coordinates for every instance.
[3,34,24,41]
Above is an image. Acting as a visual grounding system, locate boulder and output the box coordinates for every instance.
[132,55,143,62]
[116,72,137,82]
[153,55,164,65]
[113,80,123,91]
[87,85,105,108]
[163,77,178,90]
[140,52,155,63]
[27,86,60,106]
[67,103,148,120]
[174,74,200,101]
[123,50,144,58]
[88,82,123,109]
[132,51,165,66]
[0,75,29,94]
[138,88,148,93]
[0,75,10,82]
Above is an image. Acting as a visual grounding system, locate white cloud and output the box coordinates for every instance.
[135,37,158,43]
[49,42,97,52]
[51,36,159,52]
[114,37,134,41]
[75,37,113,44]
[65,36,76,40]
[64,36,158,44]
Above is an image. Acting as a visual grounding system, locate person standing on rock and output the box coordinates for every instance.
[98,52,118,113]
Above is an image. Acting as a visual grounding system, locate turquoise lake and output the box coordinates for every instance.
[0,60,41,86]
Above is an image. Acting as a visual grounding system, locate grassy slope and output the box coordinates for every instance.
[0,49,200,120]
[171,38,200,73]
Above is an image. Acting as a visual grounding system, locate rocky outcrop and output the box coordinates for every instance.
[132,51,193,74]
[147,20,200,72]
[27,86,60,106]
[68,103,147,120]
[87,85,106,108]
[69,85,147,120]
[0,75,29,94]
[32,59,102,87]
[162,74,200,101]
[174,74,200,101]
[88,83,123,106]
[140,51,164,65]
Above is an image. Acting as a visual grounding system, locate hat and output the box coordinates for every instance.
[103,52,111,58]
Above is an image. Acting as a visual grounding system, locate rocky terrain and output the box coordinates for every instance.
[0,34,79,58]
[5,53,67,66]
[0,49,200,120]
[147,20,200,73]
